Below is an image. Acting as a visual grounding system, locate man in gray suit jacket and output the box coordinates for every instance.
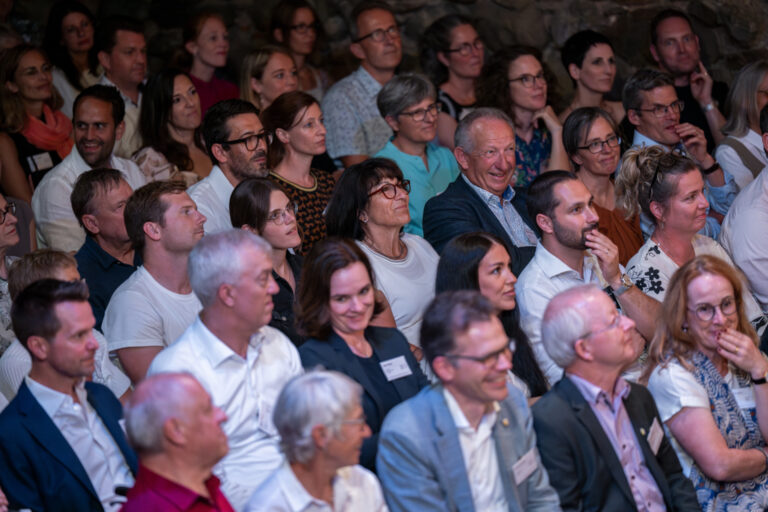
[377,290,560,512]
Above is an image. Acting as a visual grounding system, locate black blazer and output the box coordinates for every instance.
[299,325,428,470]
[532,377,700,512]
[423,176,535,275]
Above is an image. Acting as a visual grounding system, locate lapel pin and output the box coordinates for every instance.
[640,428,646,436]
[502,418,509,427]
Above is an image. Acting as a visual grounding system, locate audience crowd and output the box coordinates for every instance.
[1,1,768,511]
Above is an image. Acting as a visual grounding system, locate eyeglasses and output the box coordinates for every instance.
[579,313,624,339]
[577,135,621,154]
[508,71,545,88]
[354,25,400,43]
[634,100,684,118]
[444,39,484,57]
[444,340,516,369]
[267,201,298,225]
[341,416,367,429]
[368,180,410,199]
[399,103,439,122]
[0,202,16,225]
[289,21,320,34]
[219,131,271,151]
[688,296,737,322]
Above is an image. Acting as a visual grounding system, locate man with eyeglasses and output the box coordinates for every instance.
[623,68,737,239]
[321,1,402,168]
[377,290,560,512]
[531,284,699,512]
[188,99,268,235]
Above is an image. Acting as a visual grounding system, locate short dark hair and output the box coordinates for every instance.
[350,1,395,41]
[8,250,78,300]
[560,30,614,86]
[124,180,187,253]
[230,177,292,235]
[650,9,693,47]
[73,84,125,125]
[419,14,475,86]
[93,15,144,56]
[759,105,768,134]
[12,279,89,350]
[71,168,126,234]
[562,107,619,169]
[261,91,319,169]
[420,290,496,369]
[526,170,579,221]
[325,158,403,241]
[201,99,260,165]
[295,237,385,340]
[621,68,675,112]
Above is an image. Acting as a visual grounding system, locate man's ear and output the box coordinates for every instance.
[627,108,641,127]
[350,41,366,61]
[217,283,236,308]
[26,335,50,361]
[536,213,554,234]
[143,221,161,242]
[454,146,470,170]
[81,213,100,235]
[431,355,456,383]
[649,44,660,66]
[573,337,593,361]
[115,120,126,141]
[211,143,228,165]
[97,51,111,74]
[311,424,329,450]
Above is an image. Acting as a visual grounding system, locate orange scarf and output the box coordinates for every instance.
[21,105,73,159]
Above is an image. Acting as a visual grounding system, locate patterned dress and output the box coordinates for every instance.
[515,126,551,188]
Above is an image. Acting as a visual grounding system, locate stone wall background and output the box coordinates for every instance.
[16,0,768,110]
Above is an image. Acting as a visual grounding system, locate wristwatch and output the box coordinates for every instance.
[611,273,634,297]
[753,369,768,385]
[701,161,721,175]
[703,102,715,112]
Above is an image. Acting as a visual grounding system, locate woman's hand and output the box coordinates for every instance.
[717,328,768,378]
[532,105,563,135]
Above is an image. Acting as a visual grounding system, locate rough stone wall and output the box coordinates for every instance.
[18,0,768,110]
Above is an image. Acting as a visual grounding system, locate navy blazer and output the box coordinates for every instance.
[532,377,699,512]
[0,380,138,512]
[299,325,428,470]
[423,176,535,276]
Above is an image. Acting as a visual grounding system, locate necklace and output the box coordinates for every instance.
[364,236,407,260]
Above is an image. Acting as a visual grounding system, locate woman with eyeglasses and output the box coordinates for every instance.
[261,91,334,255]
[558,30,624,126]
[0,195,19,356]
[642,255,768,510]
[296,237,428,470]
[420,15,484,149]
[477,45,571,187]
[616,146,766,333]
[563,107,642,265]
[230,178,304,346]
[269,0,330,101]
[373,73,460,236]
[326,158,439,362]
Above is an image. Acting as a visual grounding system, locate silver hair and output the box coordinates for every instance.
[274,370,363,464]
[541,284,603,368]
[454,107,515,153]
[376,73,436,120]
[188,229,272,307]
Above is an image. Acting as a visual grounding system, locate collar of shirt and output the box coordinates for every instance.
[461,174,515,207]
[189,317,267,369]
[442,387,499,435]
[67,140,118,172]
[568,373,631,413]
[81,235,140,271]
[532,242,602,282]
[207,165,235,204]
[631,131,674,152]
[25,375,88,419]
[134,464,227,510]
[98,74,143,108]
[352,66,384,97]
[276,461,332,512]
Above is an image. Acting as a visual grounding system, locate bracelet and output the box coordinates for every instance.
[701,161,721,175]
[759,448,768,470]
[703,102,715,112]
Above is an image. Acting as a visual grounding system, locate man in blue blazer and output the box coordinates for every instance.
[422,108,537,275]
[0,279,137,512]
[532,285,699,511]
[377,291,560,511]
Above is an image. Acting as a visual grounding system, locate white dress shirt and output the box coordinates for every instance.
[97,74,143,159]
[31,147,147,252]
[715,129,767,189]
[187,165,234,235]
[25,377,134,512]
[147,317,303,511]
[443,389,508,512]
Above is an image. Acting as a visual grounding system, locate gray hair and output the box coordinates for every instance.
[274,370,363,464]
[622,68,675,112]
[541,284,602,368]
[723,60,768,138]
[376,73,436,120]
[188,229,272,307]
[454,107,514,153]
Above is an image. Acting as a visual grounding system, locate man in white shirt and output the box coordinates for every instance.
[32,85,148,252]
[377,290,560,512]
[147,230,302,510]
[0,279,137,512]
[103,181,205,384]
[188,99,268,235]
[516,171,660,384]
[95,16,146,159]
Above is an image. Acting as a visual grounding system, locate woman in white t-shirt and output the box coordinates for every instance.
[643,255,768,510]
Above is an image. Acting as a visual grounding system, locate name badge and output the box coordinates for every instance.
[379,355,412,381]
[648,417,663,456]
[30,152,54,171]
[512,447,538,484]
[733,386,756,410]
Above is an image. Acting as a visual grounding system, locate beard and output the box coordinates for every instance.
[229,149,269,180]
[552,218,599,250]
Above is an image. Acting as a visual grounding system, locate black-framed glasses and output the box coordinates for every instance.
[444,340,516,369]
[634,100,684,118]
[289,21,320,34]
[218,131,271,151]
[368,180,410,199]
[444,39,484,57]
[0,202,16,224]
[577,135,621,154]
[688,296,737,322]
[399,103,439,122]
[508,71,545,88]
[354,25,400,43]
[267,201,298,225]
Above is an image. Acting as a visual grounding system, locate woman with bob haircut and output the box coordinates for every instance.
[296,237,427,470]
[240,45,298,113]
[643,255,768,510]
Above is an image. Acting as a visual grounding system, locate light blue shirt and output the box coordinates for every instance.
[375,139,460,236]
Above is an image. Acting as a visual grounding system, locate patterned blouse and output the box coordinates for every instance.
[515,126,551,188]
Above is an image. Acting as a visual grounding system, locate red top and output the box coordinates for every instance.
[120,464,235,512]
[188,75,240,118]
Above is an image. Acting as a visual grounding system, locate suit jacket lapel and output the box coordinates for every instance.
[368,327,416,402]
[457,178,516,251]
[492,409,524,512]
[85,384,138,474]
[328,332,387,415]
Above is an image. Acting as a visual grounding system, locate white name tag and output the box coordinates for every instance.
[512,447,538,484]
[31,152,54,171]
[648,417,663,455]
[379,355,412,381]
[733,386,756,410]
